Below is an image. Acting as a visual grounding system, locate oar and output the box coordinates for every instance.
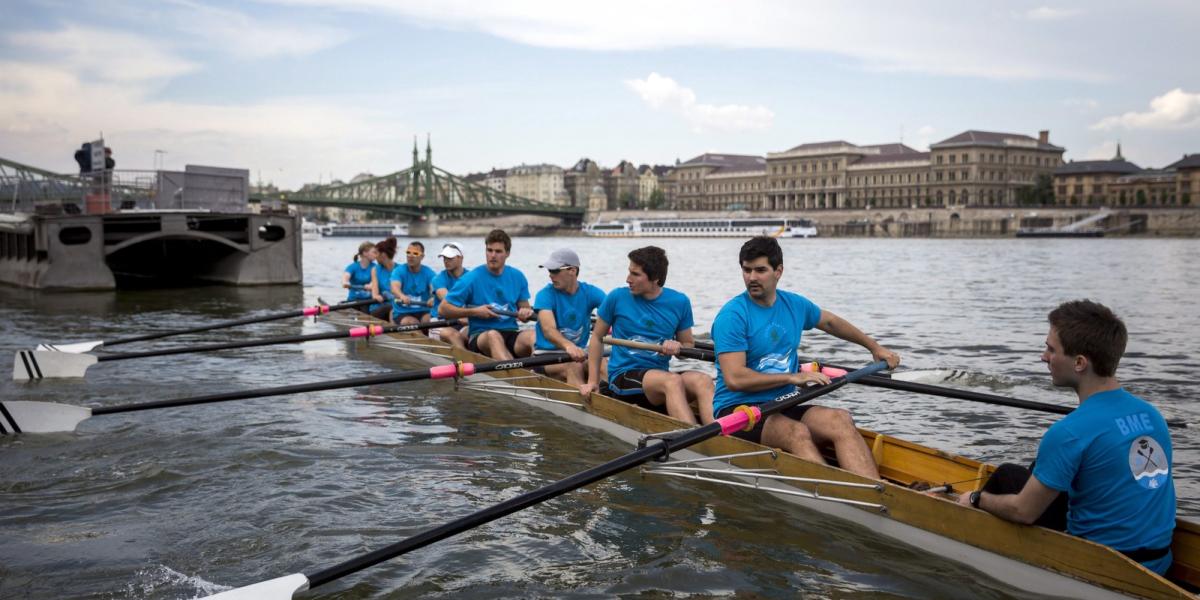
[687,343,1191,429]
[690,341,954,382]
[32,299,377,354]
[603,336,715,361]
[200,360,888,599]
[13,320,458,381]
[0,353,574,435]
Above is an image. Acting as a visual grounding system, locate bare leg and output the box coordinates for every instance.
[640,369,698,425]
[801,406,879,479]
[435,327,466,349]
[680,371,715,424]
[514,329,535,357]
[544,362,585,386]
[761,415,826,465]
[475,330,513,360]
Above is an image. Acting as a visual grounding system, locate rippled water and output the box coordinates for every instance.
[1,236,1196,599]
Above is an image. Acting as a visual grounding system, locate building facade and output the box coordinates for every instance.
[670,153,767,210]
[1052,151,1199,208]
[505,163,564,205]
[564,158,603,209]
[604,160,642,209]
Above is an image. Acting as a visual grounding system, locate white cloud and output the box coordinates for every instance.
[625,73,773,133]
[1091,89,1200,130]
[263,0,1109,81]
[1084,141,1120,160]
[912,125,937,150]
[7,25,198,82]
[1023,7,1083,20]
[168,0,350,59]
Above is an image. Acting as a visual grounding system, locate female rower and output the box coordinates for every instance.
[370,237,398,321]
[342,241,382,313]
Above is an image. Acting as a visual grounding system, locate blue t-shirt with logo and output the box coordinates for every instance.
[1032,388,1176,574]
[431,267,469,319]
[533,281,606,351]
[344,261,375,301]
[390,264,437,317]
[711,290,822,415]
[444,266,530,334]
[598,287,694,388]
[369,262,394,313]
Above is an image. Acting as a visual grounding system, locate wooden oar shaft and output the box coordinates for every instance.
[90,353,573,417]
[96,320,455,362]
[100,299,375,347]
[602,337,714,361]
[302,361,884,589]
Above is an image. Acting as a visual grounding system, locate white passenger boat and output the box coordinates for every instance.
[583,217,817,238]
[320,222,409,238]
[322,310,1200,600]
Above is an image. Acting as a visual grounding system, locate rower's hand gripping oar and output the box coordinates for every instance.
[30,298,376,354]
[602,336,716,361]
[0,353,575,435]
[12,319,460,381]
[200,360,889,599]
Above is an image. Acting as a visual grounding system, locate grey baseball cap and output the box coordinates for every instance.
[540,248,580,270]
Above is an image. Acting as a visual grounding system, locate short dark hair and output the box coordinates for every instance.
[485,229,511,252]
[739,236,783,269]
[628,246,668,286]
[407,241,424,253]
[1048,300,1127,377]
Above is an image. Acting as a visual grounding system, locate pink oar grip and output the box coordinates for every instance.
[800,363,847,378]
[716,406,761,436]
[429,363,477,379]
[348,325,385,338]
[303,306,319,316]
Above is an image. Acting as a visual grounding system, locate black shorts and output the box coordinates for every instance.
[602,369,664,414]
[714,403,815,445]
[369,304,392,321]
[468,329,520,356]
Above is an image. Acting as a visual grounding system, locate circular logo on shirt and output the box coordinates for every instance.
[1128,436,1169,490]
[765,323,787,344]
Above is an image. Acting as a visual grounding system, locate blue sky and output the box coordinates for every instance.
[2,0,1198,189]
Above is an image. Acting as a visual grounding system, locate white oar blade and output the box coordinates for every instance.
[202,573,309,600]
[35,341,103,353]
[13,350,97,381]
[890,369,970,384]
[0,400,92,434]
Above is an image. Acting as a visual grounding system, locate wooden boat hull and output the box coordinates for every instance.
[326,311,1197,599]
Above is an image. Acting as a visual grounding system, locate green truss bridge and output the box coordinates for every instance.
[254,140,586,226]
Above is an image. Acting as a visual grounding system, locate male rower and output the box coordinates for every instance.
[439,229,535,359]
[581,246,712,426]
[390,241,436,327]
[957,300,1176,575]
[532,248,605,386]
[711,236,899,479]
[430,242,470,349]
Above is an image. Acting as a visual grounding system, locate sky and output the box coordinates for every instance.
[2,0,1198,190]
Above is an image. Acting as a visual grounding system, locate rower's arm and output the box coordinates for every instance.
[538,311,572,350]
[965,475,1061,525]
[437,301,471,319]
[719,351,819,392]
[675,328,695,348]
[584,317,608,388]
[341,271,352,288]
[815,309,900,368]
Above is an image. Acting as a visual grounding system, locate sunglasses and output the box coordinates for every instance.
[406,252,423,257]
[548,267,574,275]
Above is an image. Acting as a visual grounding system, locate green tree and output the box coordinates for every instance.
[647,188,666,209]
[1136,190,1147,206]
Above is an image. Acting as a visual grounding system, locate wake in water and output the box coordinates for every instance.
[120,564,229,599]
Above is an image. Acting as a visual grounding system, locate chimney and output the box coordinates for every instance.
[1038,130,1049,144]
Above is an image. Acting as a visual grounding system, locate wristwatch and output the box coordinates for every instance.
[969,491,982,508]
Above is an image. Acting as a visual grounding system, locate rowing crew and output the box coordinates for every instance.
[346,230,1176,575]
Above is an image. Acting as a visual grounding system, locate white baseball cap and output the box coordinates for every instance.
[438,243,463,259]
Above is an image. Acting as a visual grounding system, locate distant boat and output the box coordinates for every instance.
[301,218,321,241]
[583,217,817,238]
[320,223,409,238]
[1016,210,1109,238]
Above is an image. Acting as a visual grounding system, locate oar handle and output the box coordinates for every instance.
[89,353,574,417]
[602,337,714,361]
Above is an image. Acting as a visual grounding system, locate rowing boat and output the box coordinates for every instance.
[324,310,1200,599]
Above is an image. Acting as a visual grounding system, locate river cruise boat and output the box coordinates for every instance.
[320,223,409,238]
[583,217,817,238]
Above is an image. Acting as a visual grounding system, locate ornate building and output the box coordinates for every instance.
[564,158,603,209]
[505,163,564,205]
[670,153,766,210]
[1053,150,1199,208]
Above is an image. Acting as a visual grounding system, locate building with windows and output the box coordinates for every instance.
[505,163,564,205]
[1053,147,1143,207]
[564,158,603,209]
[671,153,766,210]
[604,160,641,209]
[928,130,1064,206]
[1052,150,1199,208]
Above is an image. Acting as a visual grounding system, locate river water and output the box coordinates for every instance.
[1,235,1197,599]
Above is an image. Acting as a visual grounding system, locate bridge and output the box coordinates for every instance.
[254,139,586,228]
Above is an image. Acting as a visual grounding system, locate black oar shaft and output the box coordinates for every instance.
[96,320,454,362]
[90,353,573,417]
[303,362,883,589]
[100,299,375,347]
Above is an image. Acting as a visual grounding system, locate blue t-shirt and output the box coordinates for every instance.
[431,267,469,319]
[598,287,694,389]
[444,265,530,334]
[369,262,394,313]
[344,260,375,301]
[711,290,822,415]
[1032,388,1176,574]
[533,281,606,351]
[390,264,437,317]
